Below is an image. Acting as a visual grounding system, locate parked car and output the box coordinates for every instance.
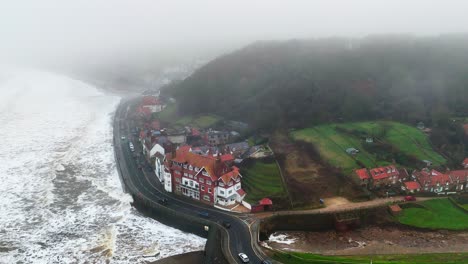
[121,136,126,140]
[158,198,168,205]
[198,211,210,218]
[238,253,249,263]
[222,221,231,228]
[404,195,416,201]
[129,142,135,152]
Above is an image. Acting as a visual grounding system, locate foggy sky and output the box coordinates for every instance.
[2,0,468,67]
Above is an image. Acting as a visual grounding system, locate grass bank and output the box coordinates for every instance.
[272,251,468,264]
[291,121,445,174]
[241,159,287,204]
[398,198,468,230]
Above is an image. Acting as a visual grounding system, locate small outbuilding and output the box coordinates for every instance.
[250,198,273,213]
[346,148,359,155]
[388,204,402,216]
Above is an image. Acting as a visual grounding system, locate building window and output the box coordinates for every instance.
[189,165,193,170]
[228,181,233,186]
[201,185,205,191]
[219,182,225,187]
[175,170,181,175]
[208,188,212,193]
[175,178,181,183]
[228,190,232,194]
[220,190,225,195]
[202,171,208,176]
[206,180,212,185]
[199,178,204,183]
[203,195,210,201]
[235,184,241,190]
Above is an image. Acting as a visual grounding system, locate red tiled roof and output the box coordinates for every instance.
[389,204,402,212]
[369,165,399,180]
[142,96,161,105]
[355,168,370,180]
[416,169,452,187]
[171,146,237,182]
[236,188,246,197]
[219,167,240,184]
[404,181,421,190]
[448,170,468,180]
[221,154,234,162]
[259,198,273,205]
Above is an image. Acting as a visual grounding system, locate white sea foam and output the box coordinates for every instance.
[268,233,297,245]
[0,69,205,263]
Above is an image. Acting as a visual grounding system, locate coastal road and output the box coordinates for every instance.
[113,98,266,264]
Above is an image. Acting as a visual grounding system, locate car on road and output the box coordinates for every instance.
[158,198,168,205]
[222,221,231,228]
[238,253,249,263]
[198,211,210,218]
[121,136,126,140]
[129,142,134,152]
[404,195,416,201]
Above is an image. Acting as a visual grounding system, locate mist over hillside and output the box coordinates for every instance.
[166,35,468,129]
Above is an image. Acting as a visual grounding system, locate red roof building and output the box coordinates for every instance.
[355,168,370,186]
[403,181,421,193]
[259,198,273,206]
[167,147,246,207]
[447,169,468,191]
[368,165,400,187]
[141,96,164,113]
[414,169,454,193]
[356,168,370,180]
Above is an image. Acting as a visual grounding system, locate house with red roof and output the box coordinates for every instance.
[141,96,165,113]
[403,181,421,193]
[447,169,468,192]
[166,146,246,207]
[355,168,370,186]
[413,169,455,193]
[369,165,400,187]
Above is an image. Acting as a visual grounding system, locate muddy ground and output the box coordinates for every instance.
[264,225,468,255]
[270,132,368,208]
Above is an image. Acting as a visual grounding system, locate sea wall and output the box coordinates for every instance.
[259,207,389,241]
[132,194,232,264]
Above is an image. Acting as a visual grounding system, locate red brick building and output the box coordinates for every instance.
[369,165,400,187]
[165,146,246,207]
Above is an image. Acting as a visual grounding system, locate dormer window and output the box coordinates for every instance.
[189,165,193,170]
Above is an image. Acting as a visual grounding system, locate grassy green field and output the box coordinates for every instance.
[291,121,445,173]
[241,160,287,203]
[398,199,468,230]
[272,251,468,264]
[156,103,221,129]
[156,103,178,123]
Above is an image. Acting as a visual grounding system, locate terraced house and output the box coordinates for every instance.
[165,146,247,207]
[412,169,468,193]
